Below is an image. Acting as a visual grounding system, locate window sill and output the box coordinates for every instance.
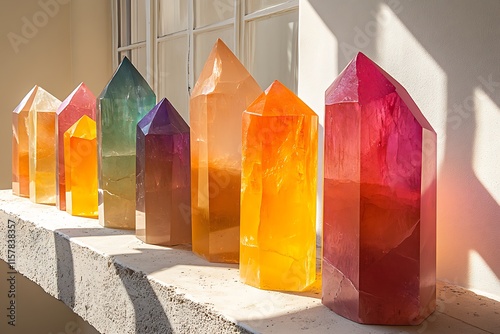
[0,190,498,333]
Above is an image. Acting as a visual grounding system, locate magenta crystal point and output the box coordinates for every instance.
[323,52,437,325]
[56,82,96,211]
[136,98,191,246]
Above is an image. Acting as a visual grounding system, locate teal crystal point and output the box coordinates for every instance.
[97,57,156,229]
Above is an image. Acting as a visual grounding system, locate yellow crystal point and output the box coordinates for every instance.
[64,115,98,217]
[240,80,318,291]
[28,87,61,204]
[12,85,38,197]
[190,39,262,263]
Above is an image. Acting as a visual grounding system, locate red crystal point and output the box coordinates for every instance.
[323,52,437,325]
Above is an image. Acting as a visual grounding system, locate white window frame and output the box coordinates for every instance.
[111,0,299,99]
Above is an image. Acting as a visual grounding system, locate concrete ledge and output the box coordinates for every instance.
[0,190,499,334]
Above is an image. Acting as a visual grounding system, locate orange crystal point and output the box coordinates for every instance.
[323,52,437,325]
[240,80,318,291]
[64,115,98,217]
[190,38,262,263]
[56,82,96,211]
[12,85,39,197]
[28,86,61,204]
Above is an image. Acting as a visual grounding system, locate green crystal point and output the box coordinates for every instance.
[97,57,156,229]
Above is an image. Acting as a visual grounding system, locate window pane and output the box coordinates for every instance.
[158,36,189,121]
[246,0,289,14]
[158,0,188,36]
[194,0,234,28]
[119,0,131,47]
[120,47,148,81]
[194,26,234,82]
[245,10,298,92]
[131,0,147,43]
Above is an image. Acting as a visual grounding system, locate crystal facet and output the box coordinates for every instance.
[97,57,156,229]
[240,81,318,291]
[190,39,262,263]
[28,87,62,204]
[64,115,98,217]
[56,83,96,211]
[136,98,191,246]
[322,52,437,325]
[12,86,38,197]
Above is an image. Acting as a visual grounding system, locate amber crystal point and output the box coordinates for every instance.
[12,85,38,197]
[28,87,62,204]
[240,80,318,291]
[64,115,98,217]
[136,98,191,246]
[190,39,262,263]
[322,52,437,325]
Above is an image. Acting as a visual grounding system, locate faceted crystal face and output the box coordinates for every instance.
[190,39,262,263]
[56,83,96,211]
[64,115,98,217]
[98,57,156,229]
[240,81,318,291]
[322,52,437,325]
[136,98,191,246]
[28,87,62,204]
[12,86,38,197]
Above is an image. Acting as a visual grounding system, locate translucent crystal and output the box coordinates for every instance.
[56,83,96,211]
[322,52,437,325]
[12,86,38,197]
[190,39,262,263]
[28,87,61,204]
[64,115,98,217]
[97,57,156,229]
[136,98,191,246]
[240,81,318,291]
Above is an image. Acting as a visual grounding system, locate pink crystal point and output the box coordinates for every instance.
[56,83,96,211]
[323,52,437,325]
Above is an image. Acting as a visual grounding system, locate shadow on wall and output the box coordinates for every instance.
[308,0,500,295]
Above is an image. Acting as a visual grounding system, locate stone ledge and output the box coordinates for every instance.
[0,190,498,334]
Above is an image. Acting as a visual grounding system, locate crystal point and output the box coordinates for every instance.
[27,87,62,204]
[56,83,96,211]
[322,52,437,325]
[98,57,156,229]
[64,115,98,217]
[12,86,38,197]
[136,98,191,246]
[190,39,262,263]
[240,81,318,291]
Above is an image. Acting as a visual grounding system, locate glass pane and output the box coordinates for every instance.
[158,0,188,36]
[194,0,234,28]
[131,0,147,43]
[246,0,289,14]
[245,10,298,92]
[158,36,189,121]
[119,0,131,47]
[194,26,234,82]
[120,47,148,81]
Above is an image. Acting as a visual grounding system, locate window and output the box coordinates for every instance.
[113,0,299,121]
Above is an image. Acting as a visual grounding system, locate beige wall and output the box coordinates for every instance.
[0,1,111,333]
[0,0,112,189]
[299,0,500,301]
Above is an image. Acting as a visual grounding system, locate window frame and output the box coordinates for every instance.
[111,0,299,104]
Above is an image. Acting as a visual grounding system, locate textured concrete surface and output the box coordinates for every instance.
[0,190,499,334]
